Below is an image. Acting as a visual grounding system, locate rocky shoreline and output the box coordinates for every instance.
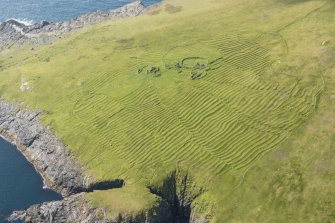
[0,1,157,51]
[0,99,97,222]
[9,192,173,223]
[0,100,89,196]
[0,1,210,222]
[0,1,173,223]
[8,194,100,223]
[0,98,203,223]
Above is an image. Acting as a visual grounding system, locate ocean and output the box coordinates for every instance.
[0,0,160,24]
[0,137,62,222]
[0,0,162,222]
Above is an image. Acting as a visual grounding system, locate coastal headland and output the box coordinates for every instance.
[0,0,334,222]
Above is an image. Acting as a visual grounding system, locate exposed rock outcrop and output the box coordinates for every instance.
[0,1,213,222]
[0,97,209,222]
[0,0,161,196]
[8,194,99,223]
[0,0,159,196]
[148,170,210,223]
[9,192,173,223]
[0,100,88,196]
[0,98,175,223]
[0,1,150,51]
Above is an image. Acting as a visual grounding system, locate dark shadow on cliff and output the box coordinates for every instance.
[87,179,124,192]
[148,169,205,223]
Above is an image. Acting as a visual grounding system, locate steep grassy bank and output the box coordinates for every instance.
[0,0,334,221]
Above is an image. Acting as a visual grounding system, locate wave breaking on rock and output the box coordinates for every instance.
[0,1,150,52]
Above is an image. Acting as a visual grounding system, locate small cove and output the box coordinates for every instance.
[0,137,62,222]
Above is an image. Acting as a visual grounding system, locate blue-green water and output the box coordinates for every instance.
[0,0,160,23]
[0,1,163,222]
[0,137,62,222]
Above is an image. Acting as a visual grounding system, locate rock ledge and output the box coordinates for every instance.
[0,1,151,51]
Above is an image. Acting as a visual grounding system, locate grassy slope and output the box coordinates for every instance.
[0,0,334,221]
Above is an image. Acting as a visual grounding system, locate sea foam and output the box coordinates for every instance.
[5,18,34,26]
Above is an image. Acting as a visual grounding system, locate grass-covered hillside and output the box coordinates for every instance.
[0,0,334,221]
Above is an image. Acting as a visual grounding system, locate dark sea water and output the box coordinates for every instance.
[0,0,160,24]
[0,137,62,222]
[0,1,162,222]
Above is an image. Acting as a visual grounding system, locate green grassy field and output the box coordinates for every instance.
[0,0,334,221]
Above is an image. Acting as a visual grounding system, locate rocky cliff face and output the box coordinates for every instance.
[148,170,211,223]
[0,98,175,223]
[9,194,99,223]
[0,96,210,223]
[8,169,210,223]
[0,0,156,196]
[0,1,148,51]
[0,100,88,196]
[0,1,211,222]
[9,192,173,223]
